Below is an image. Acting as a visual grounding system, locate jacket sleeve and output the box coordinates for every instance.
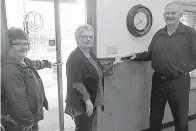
[43,95,49,110]
[1,65,34,126]
[66,57,90,102]
[72,83,90,102]
[31,60,51,70]
[135,35,155,61]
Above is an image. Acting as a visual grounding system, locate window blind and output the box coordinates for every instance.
[180,10,196,29]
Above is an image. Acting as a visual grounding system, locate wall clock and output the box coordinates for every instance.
[126,4,153,37]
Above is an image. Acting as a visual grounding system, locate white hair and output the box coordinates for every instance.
[74,24,94,42]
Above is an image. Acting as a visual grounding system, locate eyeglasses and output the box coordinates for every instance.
[11,42,30,47]
[80,35,94,39]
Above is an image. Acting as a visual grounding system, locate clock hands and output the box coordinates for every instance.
[135,21,140,26]
[140,20,144,26]
[135,20,144,26]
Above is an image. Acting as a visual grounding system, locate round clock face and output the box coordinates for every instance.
[134,12,147,30]
[126,4,153,37]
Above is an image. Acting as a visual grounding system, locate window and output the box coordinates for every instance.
[180,10,196,29]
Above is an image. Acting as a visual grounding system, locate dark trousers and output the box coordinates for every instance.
[74,113,94,131]
[150,72,190,131]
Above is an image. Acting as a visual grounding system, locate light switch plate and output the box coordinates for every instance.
[106,45,118,55]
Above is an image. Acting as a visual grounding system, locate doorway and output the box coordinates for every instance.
[5,0,86,130]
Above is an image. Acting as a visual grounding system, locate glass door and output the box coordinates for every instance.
[59,0,86,130]
[5,0,86,130]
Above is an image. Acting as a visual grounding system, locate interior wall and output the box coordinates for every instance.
[96,0,196,58]
[96,0,173,58]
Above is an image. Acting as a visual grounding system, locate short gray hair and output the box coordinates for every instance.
[165,2,182,13]
[74,24,94,41]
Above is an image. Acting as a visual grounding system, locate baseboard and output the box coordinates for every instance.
[142,114,196,131]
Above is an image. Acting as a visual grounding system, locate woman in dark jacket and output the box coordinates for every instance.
[65,24,120,131]
[1,27,53,131]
